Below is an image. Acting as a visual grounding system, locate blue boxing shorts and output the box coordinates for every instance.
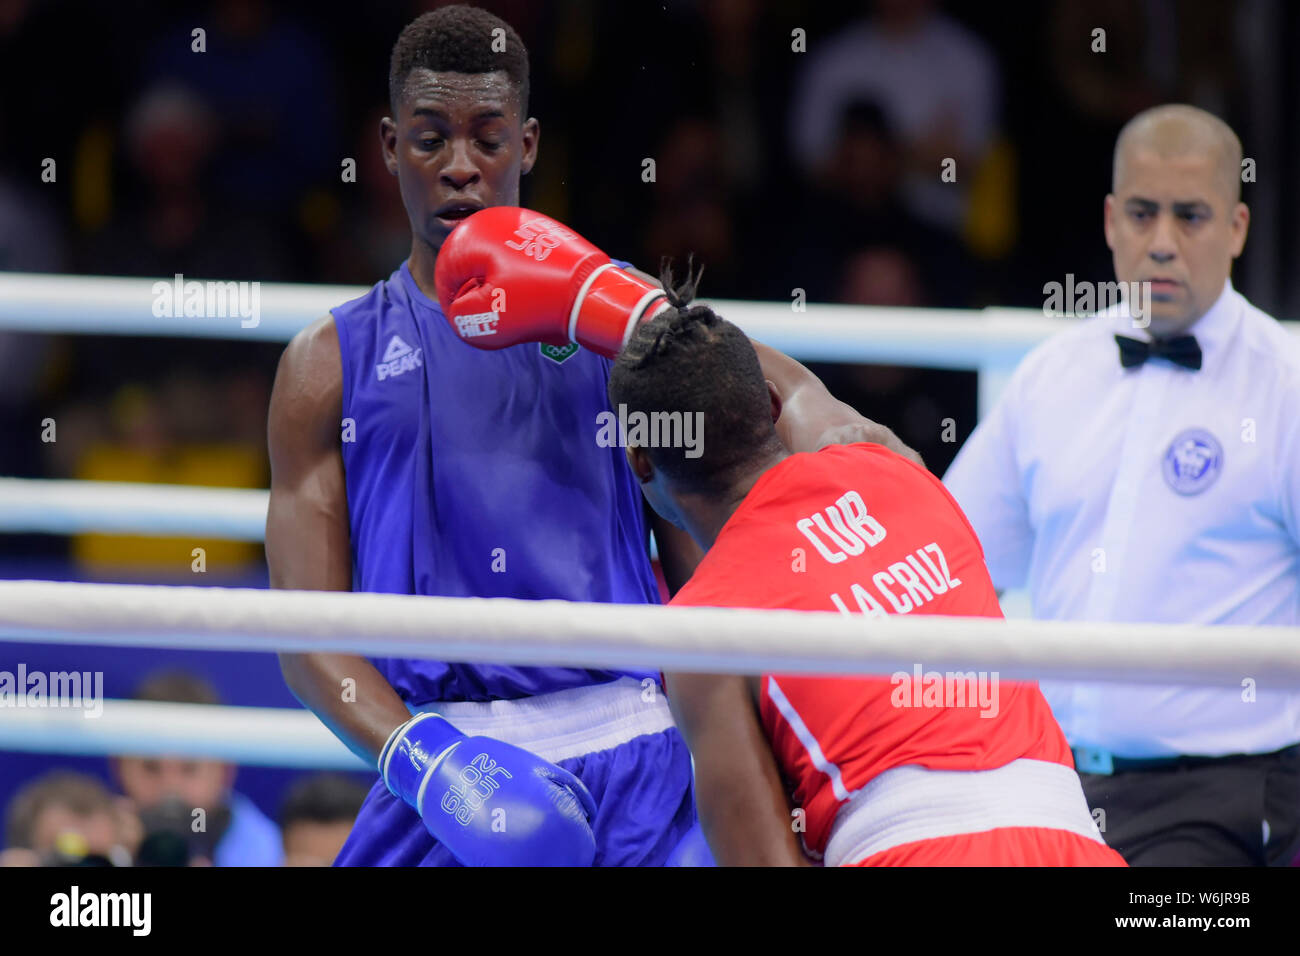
[334,677,697,866]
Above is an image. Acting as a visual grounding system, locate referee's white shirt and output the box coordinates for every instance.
[944,280,1300,758]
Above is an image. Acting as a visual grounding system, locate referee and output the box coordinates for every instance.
[944,104,1300,866]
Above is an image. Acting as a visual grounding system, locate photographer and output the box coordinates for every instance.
[111,671,282,867]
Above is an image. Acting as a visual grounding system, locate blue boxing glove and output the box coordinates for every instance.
[379,712,598,867]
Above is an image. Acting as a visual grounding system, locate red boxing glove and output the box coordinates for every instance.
[434,206,669,358]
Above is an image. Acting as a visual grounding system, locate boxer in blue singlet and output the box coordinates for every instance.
[327,252,691,865]
[266,4,916,867]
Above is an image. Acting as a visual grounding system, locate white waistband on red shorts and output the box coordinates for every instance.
[409,676,676,764]
[824,758,1105,867]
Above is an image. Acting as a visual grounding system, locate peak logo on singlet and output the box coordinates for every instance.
[376,335,423,380]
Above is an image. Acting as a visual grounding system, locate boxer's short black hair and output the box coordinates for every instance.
[609,262,782,493]
[389,5,530,115]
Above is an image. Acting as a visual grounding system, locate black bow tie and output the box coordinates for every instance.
[1114,334,1202,371]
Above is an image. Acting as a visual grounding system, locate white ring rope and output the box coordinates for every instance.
[0,698,367,769]
[0,272,365,343]
[3,271,1297,365]
[0,478,268,540]
[0,477,666,558]
[1,581,1297,688]
[0,270,1150,366]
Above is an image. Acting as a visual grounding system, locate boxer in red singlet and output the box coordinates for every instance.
[608,275,1126,867]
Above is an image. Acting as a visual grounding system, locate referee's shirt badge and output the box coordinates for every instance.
[1162,428,1223,495]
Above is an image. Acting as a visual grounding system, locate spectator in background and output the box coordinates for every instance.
[49,371,268,578]
[834,245,925,426]
[111,671,283,866]
[279,774,371,867]
[641,116,746,296]
[310,104,418,284]
[2,770,139,866]
[689,0,770,195]
[789,0,999,237]
[776,97,980,475]
[0,174,61,483]
[142,0,338,219]
[825,245,964,473]
[1047,0,1237,129]
[839,246,924,309]
[783,100,972,306]
[0,57,63,484]
[84,83,288,280]
[0,166,63,274]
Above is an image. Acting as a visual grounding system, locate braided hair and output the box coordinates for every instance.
[608,259,782,492]
[621,258,713,369]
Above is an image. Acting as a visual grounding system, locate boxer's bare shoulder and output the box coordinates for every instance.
[267,314,349,591]
[272,315,343,431]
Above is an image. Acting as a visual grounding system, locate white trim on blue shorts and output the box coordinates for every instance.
[410,676,676,764]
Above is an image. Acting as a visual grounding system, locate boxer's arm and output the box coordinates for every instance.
[266,315,411,764]
[653,520,806,865]
[664,671,810,866]
[749,340,926,467]
[623,267,923,468]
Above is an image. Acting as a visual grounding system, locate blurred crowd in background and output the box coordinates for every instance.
[3,0,1296,547]
[1,0,1298,862]
[0,669,372,867]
